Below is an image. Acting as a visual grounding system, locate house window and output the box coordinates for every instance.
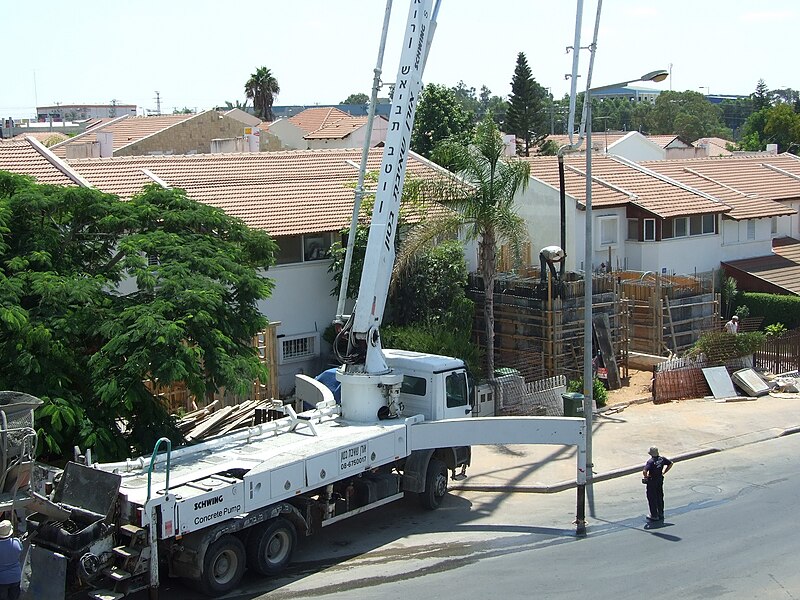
[702,214,715,234]
[747,220,756,240]
[278,332,320,364]
[673,217,688,238]
[276,233,333,265]
[598,216,618,247]
[643,219,656,241]
[627,219,639,241]
[771,216,778,235]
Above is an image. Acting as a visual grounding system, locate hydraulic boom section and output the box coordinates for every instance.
[337,0,437,422]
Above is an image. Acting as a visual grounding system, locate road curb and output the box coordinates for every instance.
[451,447,722,494]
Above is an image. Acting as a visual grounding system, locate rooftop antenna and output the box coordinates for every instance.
[154,91,162,116]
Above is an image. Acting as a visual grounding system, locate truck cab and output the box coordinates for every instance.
[383,349,473,421]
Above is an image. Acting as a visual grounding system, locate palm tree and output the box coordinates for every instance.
[245,67,280,121]
[396,117,530,378]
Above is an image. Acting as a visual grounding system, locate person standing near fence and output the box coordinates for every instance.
[724,315,739,334]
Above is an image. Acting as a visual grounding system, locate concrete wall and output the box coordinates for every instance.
[115,111,250,156]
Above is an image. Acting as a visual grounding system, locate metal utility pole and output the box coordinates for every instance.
[154,91,162,116]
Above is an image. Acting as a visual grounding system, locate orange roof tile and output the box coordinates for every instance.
[65,148,447,237]
[287,107,352,135]
[305,116,370,140]
[722,237,800,295]
[643,154,800,220]
[0,138,85,186]
[522,154,729,218]
[50,114,198,157]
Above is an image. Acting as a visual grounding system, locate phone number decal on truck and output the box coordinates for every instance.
[340,443,368,472]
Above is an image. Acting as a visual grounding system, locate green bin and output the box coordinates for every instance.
[561,392,584,417]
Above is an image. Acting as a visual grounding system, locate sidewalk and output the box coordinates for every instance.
[452,391,800,493]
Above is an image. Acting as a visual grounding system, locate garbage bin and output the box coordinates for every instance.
[561,392,584,417]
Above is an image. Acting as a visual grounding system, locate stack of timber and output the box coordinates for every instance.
[176,399,283,442]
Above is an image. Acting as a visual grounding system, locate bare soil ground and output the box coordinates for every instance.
[604,369,654,405]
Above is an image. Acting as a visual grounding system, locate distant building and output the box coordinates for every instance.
[704,94,747,105]
[592,86,661,103]
[36,103,137,122]
[271,102,391,119]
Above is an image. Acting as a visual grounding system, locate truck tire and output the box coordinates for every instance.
[246,518,296,575]
[198,534,246,596]
[419,458,448,510]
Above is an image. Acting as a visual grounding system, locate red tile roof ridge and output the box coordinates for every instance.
[49,114,130,150]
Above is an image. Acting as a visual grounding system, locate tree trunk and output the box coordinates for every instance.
[480,230,497,378]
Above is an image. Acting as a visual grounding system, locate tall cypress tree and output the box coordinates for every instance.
[505,52,548,156]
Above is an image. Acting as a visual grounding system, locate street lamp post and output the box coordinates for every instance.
[581,69,668,522]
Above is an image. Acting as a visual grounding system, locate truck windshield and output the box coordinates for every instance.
[445,372,468,408]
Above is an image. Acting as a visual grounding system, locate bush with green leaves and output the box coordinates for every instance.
[765,323,787,337]
[566,377,608,408]
[739,292,800,329]
[688,331,765,365]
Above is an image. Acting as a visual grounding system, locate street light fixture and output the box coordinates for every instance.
[582,69,668,519]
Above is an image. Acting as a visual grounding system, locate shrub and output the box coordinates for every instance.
[765,323,787,337]
[688,331,765,365]
[739,292,800,329]
[566,377,608,408]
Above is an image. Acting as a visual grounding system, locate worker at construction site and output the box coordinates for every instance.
[642,447,673,522]
[539,245,566,285]
[724,315,739,334]
[0,520,21,599]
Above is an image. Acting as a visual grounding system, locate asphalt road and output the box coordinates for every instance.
[165,433,800,600]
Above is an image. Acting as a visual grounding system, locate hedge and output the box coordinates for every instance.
[739,292,800,329]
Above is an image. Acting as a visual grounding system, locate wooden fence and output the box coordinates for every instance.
[754,330,800,374]
[147,323,280,413]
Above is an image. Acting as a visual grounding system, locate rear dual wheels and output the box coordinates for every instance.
[246,518,297,576]
[198,535,246,597]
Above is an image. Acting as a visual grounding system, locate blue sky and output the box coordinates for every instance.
[1,1,796,118]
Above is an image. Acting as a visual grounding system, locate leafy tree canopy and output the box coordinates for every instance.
[0,173,277,461]
[411,84,474,158]
[341,93,369,105]
[646,90,730,141]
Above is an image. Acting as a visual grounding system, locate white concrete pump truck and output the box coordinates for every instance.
[3,2,587,598]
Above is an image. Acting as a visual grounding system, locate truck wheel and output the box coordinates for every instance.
[419,458,448,510]
[246,518,296,575]
[199,535,246,596]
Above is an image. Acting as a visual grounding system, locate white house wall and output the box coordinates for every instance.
[606,135,665,162]
[260,261,339,393]
[721,218,775,260]
[515,178,580,271]
[266,119,308,150]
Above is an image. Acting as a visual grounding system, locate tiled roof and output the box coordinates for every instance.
[693,137,734,156]
[66,148,447,237]
[50,114,198,157]
[643,154,800,220]
[287,107,352,135]
[305,116,369,140]
[521,154,729,218]
[722,237,800,295]
[0,137,86,186]
[10,131,69,145]
[647,135,687,149]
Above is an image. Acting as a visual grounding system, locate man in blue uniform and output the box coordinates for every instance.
[643,447,673,521]
[0,520,21,600]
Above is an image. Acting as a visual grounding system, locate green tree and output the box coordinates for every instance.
[647,90,730,141]
[341,93,369,105]
[399,117,530,377]
[172,107,194,114]
[245,66,281,121]
[752,79,771,111]
[0,172,277,461]
[763,103,800,153]
[505,52,549,156]
[719,97,753,139]
[222,99,250,111]
[411,84,473,158]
